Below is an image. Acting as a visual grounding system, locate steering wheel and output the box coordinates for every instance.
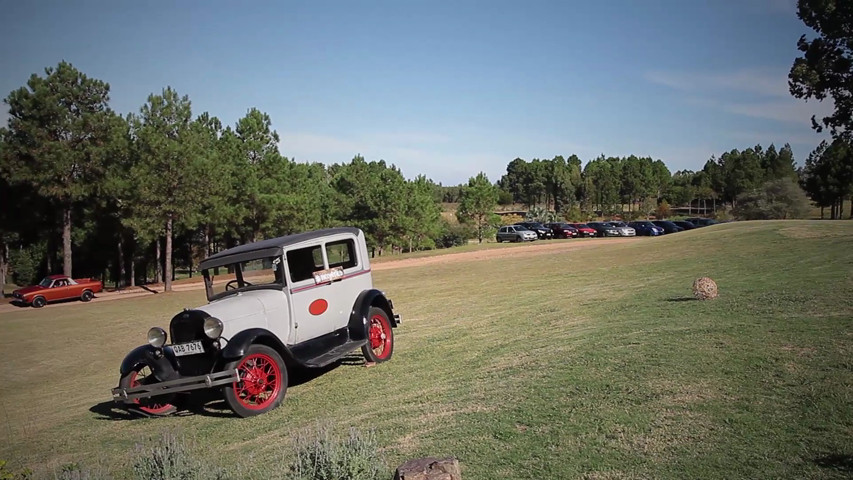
[225,280,253,291]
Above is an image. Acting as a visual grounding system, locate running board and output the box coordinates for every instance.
[302,340,367,368]
[112,369,240,402]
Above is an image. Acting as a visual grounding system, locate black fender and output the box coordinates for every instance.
[221,328,291,362]
[348,289,396,341]
[118,345,179,382]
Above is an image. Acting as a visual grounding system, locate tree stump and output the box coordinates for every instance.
[692,277,718,300]
[394,457,461,480]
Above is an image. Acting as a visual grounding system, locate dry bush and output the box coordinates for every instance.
[692,277,718,300]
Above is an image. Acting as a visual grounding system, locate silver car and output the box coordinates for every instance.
[496,225,537,242]
[607,221,636,236]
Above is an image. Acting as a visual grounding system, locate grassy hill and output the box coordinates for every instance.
[1,221,851,479]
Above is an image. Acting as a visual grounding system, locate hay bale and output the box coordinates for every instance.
[692,277,718,300]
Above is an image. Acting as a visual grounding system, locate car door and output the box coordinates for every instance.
[497,227,508,241]
[287,238,369,344]
[287,243,333,343]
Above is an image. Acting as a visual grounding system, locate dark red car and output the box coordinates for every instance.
[12,275,103,308]
[544,222,579,239]
[569,223,597,237]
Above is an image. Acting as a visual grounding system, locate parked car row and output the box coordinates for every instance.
[496,218,718,242]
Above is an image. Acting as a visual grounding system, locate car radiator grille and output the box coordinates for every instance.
[169,309,218,376]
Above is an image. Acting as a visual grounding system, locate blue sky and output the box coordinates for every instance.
[0,0,832,185]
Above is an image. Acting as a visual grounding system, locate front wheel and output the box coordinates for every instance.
[223,345,287,418]
[362,307,394,363]
[31,296,46,308]
[118,364,177,416]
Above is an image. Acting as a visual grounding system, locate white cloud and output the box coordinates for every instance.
[645,67,791,98]
[728,129,828,147]
[280,130,505,184]
[646,66,837,125]
[722,98,834,125]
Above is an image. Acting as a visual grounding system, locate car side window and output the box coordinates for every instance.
[326,240,357,270]
[287,245,325,282]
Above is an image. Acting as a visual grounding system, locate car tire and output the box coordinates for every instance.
[118,363,178,416]
[80,290,94,302]
[223,344,287,418]
[32,296,46,308]
[362,307,394,363]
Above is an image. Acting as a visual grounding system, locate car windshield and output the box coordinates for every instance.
[38,278,53,287]
[203,255,284,299]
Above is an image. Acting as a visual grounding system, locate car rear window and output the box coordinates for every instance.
[326,240,357,270]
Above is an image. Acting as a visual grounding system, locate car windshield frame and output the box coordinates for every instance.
[202,254,286,301]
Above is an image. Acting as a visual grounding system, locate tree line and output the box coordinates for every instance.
[0,62,449,292]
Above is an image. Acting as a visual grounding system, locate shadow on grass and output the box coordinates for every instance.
[90,358,368,420]
[814,454,853,473]
[666,296,698,302]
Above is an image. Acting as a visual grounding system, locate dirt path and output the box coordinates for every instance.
[0,238,636,314]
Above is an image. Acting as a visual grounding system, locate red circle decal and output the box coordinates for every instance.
[309,299,328,315]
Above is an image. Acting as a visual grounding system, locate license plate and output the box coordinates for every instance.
[172,341,205,357]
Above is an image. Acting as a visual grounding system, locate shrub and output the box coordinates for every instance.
[734,179,812,220]
[563,206,583,222]
[656,200,671,219]
[132,432,226,480]
[9,242,46,286]
[0,460,31,480]
[496,189,514,205]
[291,424,388,480]
[438,222,474,248]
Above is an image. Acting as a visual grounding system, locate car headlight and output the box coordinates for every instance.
[147,327,167,348]
[203,316,224,339]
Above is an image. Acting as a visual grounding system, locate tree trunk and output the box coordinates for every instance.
[62,204,72,277]
[116,235,125,290]
[165,216,173,292]
[0,241,8,294]
[155,239,162,284]
[821,206,824,219]
[130,258,136,287]
[204,225,211,257]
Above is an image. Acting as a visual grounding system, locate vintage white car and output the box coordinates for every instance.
[111,227,400,417]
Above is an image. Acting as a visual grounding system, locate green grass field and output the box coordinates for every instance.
[1,221,851,479]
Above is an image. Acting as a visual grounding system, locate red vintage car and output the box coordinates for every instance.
[12,275,103,308]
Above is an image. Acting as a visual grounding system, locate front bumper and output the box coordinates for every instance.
[111,369,240,402]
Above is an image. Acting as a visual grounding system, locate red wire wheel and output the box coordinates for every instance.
[361,307,394,363]
[119,364,177,416]
[223,345,287,417]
